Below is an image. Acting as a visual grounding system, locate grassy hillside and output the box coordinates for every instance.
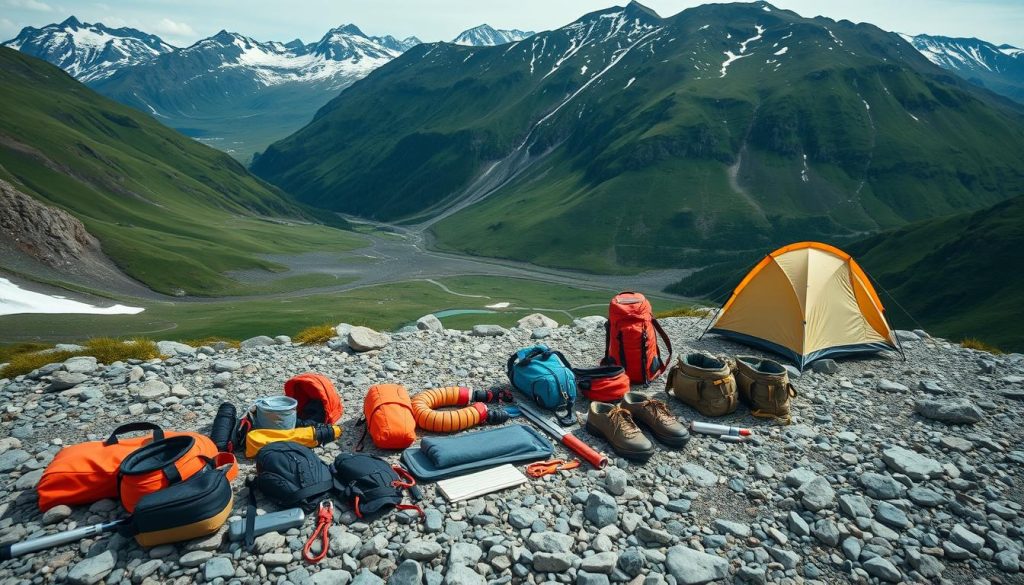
[253,2,1024,274]
[849,195,1024,352]
[0,47,362,296]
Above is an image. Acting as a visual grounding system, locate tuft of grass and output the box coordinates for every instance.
[294,324,337,345]
[0,338,159,378]
[655,306,712,319]
[960,338,1003,354]
[0,342,53,364]
[183,337,241,349]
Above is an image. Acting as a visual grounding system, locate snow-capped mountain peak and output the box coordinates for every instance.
[2,16,175,82]
[452,24,534,46]
[902,33,1015,74]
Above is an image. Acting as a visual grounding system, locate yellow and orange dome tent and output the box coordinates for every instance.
[705,242,901,370]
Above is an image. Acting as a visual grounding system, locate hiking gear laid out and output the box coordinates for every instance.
[401,424,555,481]
[734,355,798,424]
[332,453,422,520]
[621,393,690,447]
[507,344,577,426]
[0,519,127,560]
[704,241,901,370]
[585,402,655,463]
[666,353,738,417]
[252,442,336,512]
[125,459,234,547]
[526,458,581,478]
[303,500,333,564]
[245,424,341,458]
[435,464,528,502]
[37,422,182,512]
[228,508,304,542]
[210,403,238,452]
[252,396,298,430]
[690,421,751,436]
[602,292,672,385]
[573,365,630,402]
[117,433,235,514]
[285,373,344,425]
[358,384,416,450]
[411,386,511,432]
[515,401,609,470]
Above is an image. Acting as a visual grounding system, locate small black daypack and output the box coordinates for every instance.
[254,442,336,510]
[331,453,422,520]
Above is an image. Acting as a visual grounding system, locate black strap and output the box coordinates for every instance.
[104,422,164,446]
[287,479,335,508]
[244,477,257,549]
[652,319,673,378]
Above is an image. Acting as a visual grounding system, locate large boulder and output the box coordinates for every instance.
[573,316,607,329]
[240,336,275,350]
[416,314,444,332]
[882,446,943,480]
[63,356,97,374]
[470,324,507,337]
[518,313,558,329]
[156,340,195,356]
[914,399,984,424]
[347,327,389,352]
[45,371,87,392]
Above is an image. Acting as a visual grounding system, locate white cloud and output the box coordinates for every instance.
[4,0,53,11]
[152,17,194,37]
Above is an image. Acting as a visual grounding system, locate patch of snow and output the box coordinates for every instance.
[485,302,510,309]
[908,112,919,121]
[580,65,588,75]
[719,25,763,78]
[699,25,710,31]
[0,278,144,316]
[774,47,788,56]
[826,28,843,46]
[862,99,870,110]
[801,153,810,183]
[998,45,1024,57]
[625,76,636,88]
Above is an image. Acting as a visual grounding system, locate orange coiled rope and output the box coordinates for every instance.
[410,386,510,432]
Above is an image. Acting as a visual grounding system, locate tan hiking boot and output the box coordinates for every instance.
[621,392,691,448]
[585,401,655,462]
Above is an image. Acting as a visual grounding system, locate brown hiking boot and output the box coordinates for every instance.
[585,402,655,462]
[621,392,690,448]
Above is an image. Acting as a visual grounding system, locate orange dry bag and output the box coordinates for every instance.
[37,422,184,512]
[285,373,344,425]
[359,384,416,450]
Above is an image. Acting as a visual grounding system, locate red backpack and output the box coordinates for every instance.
[602,292,672,385]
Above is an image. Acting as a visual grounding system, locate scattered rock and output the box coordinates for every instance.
[810,359,839,374]
[347,327,390,351]
[881,446,944,480]
[470,324,507,337]
[67,550,115,585]
[156,340,194,356]
[518,313,558,329]
[666,545,728,584]
[46,371,88,392]
[914,399,984,424]
[416,314,444,332]
[63,356,97,374]
[584,491,618,528]
[240,335,276,349]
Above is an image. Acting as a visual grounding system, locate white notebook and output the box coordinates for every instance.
[436,464,528,502]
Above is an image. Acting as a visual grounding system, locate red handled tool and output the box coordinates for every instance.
[516,401,608,469]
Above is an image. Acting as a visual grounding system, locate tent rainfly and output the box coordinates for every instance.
[705,242,901,369]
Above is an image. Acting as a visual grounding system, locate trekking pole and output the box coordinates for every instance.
[0,519,127,560]
[517,402,608,469]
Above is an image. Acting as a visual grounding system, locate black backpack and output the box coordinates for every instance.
[331,453,422,519]
[254,442,337,510]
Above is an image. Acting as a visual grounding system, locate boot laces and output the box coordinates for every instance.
[609,407,641,438]
[643,400,676,424]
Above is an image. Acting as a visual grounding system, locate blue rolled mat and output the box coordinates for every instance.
[401,424,553,481]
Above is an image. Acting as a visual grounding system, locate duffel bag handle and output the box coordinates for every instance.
[104,422,164,446]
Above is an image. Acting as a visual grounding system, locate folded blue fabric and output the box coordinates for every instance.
[401,424,553,481]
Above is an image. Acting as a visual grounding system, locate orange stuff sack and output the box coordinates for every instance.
[362,384,416,449]
[37,422,184,512]
[285,373,344,425]
[117,434,235,513]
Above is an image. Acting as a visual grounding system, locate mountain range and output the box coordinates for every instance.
[453,25,535,46]
[0,47,356,296]
[902,33,1024,104]
[252,1,1024,274]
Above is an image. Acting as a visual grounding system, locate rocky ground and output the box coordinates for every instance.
[0,316,1022,585]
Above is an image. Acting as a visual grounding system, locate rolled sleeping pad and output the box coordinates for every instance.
[244,424,341,458]
[411,386,509,433]
[210,402,237,452]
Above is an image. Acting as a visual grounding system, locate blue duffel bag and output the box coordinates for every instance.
[507,344,576,425]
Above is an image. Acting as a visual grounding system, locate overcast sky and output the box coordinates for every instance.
[2,0,1022,48]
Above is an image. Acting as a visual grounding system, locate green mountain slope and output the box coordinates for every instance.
[849,195,1024,352]
[253,1,1024,274]
[0,47,359,296]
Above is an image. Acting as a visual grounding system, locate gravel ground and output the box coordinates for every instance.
[0,316,1022,585]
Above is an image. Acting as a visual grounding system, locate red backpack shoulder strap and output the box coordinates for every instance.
[651,318,673,379]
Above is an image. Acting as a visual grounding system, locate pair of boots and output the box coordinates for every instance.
[585,392,689,462]
[665,353,797,423]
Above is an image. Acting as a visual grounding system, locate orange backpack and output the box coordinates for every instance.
[37,423,185,512]
[603,292,673,385]
[117,434,237,513]
[285,373,344,425]
[359,384,416,450]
